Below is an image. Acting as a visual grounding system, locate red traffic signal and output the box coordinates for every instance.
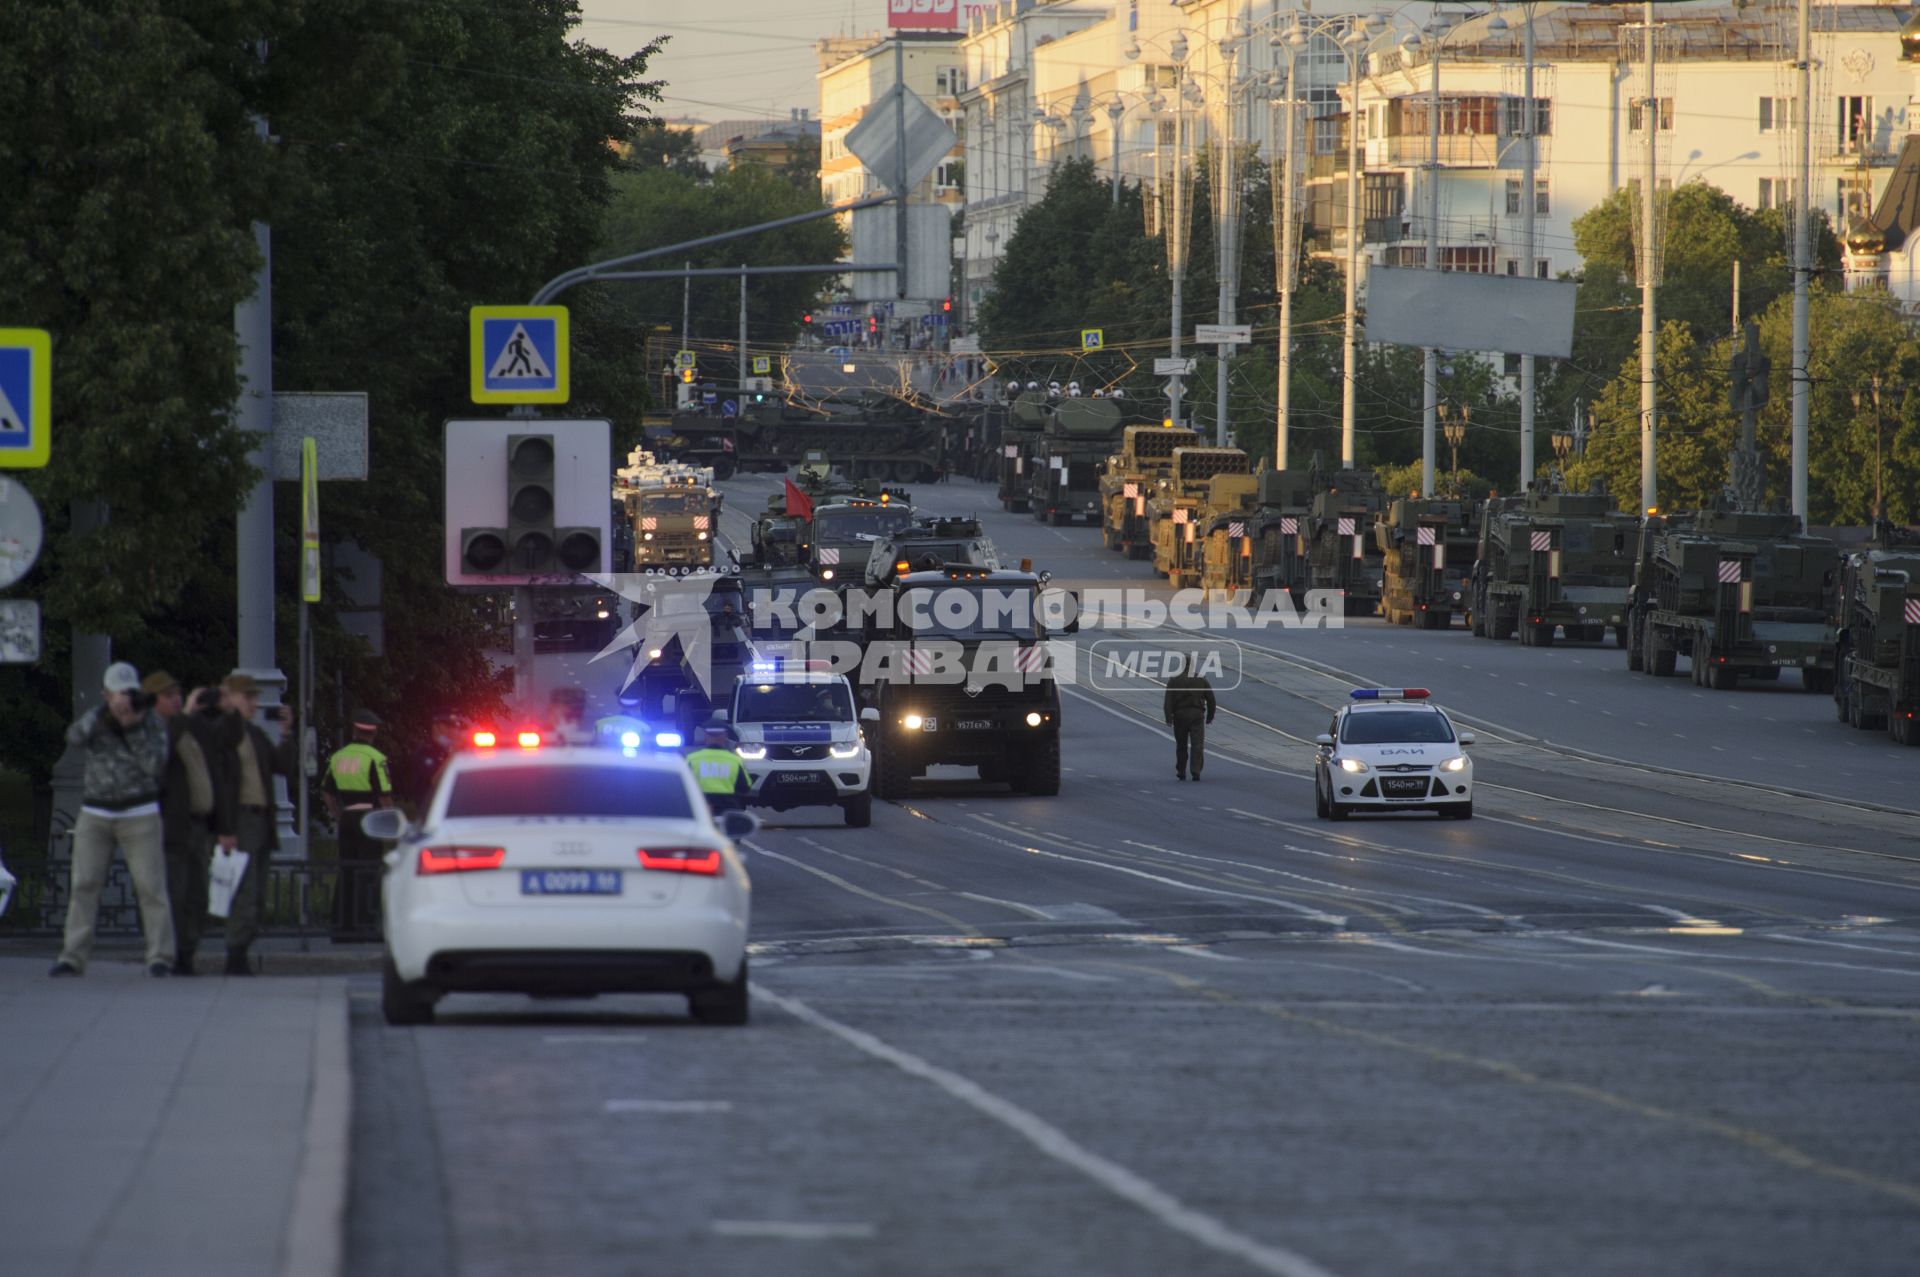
[802,311,812,325]
[941,296,952,313]
[867,315,878,333]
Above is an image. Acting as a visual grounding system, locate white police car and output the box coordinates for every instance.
[727,666,875,827]
[362,731,756,1027]
[1314,689,1475,820]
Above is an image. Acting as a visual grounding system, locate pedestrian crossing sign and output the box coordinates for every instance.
[752,356,772,374]
[470,306,569,404]
[0,328,52,470]
[1081,328,1104,351]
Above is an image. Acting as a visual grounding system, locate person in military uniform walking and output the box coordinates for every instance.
[1163,655,1216,782]
[323,708,393,939]
[684,724,752,815]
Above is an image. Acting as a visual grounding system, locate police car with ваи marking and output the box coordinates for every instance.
[724,664,874,827]
[1313,689,1475,820]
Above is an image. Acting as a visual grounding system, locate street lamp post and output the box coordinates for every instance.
[1440,402,1469,487]
[1127,29,1192,427]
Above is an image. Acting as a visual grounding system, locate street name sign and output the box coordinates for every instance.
[1153,357,1197,376]
[1194,324,1251,345]
[470,306,570,404]
[0,328,52,469]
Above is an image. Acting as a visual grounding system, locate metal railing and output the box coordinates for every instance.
[3,858,383,942]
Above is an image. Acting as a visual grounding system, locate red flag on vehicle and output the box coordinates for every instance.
[785,478,813,519]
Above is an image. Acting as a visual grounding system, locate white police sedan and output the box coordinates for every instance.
[1313,689,1475,820]
[362,732,756,1026]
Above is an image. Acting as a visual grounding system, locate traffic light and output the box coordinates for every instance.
[868,315,879,335]
[941,296,952,313]
[802,311,813,326]
[507,434,557,570]
[680,367,695,383]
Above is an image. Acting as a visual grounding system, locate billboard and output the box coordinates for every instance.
[888,0,959,29]
[1363,266,1577,360]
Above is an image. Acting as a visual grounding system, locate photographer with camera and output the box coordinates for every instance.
[49,662,175,978]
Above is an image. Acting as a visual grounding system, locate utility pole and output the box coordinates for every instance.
[1791,0,1813,520]
[1638,0,1659,515]
[1422,26,1441,497]
[1170,73,1188,428]
[1341,38,1363,467]
[1276,74,1297,470]
[738,265,748,393]
[1518,4,1538,492]
[895,37,909,302]
[1214,36,1241,449]
[681,259,691,351]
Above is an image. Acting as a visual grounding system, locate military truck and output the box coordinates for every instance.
[1196,474,1262,596]
[1376,497,1479,629]
[1301,468,1388,616]
[1147,448,1252,589]
[997,391,1052,513]
[1470,482,1638,646]
[1028,398,1126,527]
[1832,524,1920,741]
[1246,469,1316,607]
[1100,425,1201,559]
[805,496,917,586]
[857,565,1068,799]
[649,394,943,483]
[612,448,718,570]
[1624,502,1837,691]
[863,515,1001,588]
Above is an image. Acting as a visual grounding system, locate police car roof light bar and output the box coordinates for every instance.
[1350,688,1430,701]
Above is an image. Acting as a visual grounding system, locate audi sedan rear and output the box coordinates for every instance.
[366,745,753,1026]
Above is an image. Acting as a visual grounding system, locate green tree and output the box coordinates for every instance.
[627,119,706,177]
[1567,320,1735,512]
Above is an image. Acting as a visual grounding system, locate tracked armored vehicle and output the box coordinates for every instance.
[1376,497,1479,629]
[1302,468,1388,616]
[1147,448,1252,589]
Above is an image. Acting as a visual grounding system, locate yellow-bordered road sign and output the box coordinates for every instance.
[470,306,569,404]
[0,328,53,469]
[1080,328,1104,351]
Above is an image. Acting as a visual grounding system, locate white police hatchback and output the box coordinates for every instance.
[1313,689,1475,820]
[362,735,755,1026]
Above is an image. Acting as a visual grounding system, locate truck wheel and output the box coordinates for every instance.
[1432,610,1453,630]
[1626,627,1645,672]
[843,791,873,827]
[1802,668,1834,695]
[1614,624,1630,650]
[873,740,910,799]
[1469,605,1485,638]
[1648,626,1677,678]
[1708,663,1739,691]
[1023,736,1062,796]
[712,458,737,481]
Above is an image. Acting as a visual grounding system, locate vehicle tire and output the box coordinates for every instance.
[1626,627,1645,672]
[1615,624,1630,650]
[712,457,737,481]
[1469,603,1485,638]
[1432,610,1453,631]
[689,960,750,1026]
[1648,625,1676,678]
[1023,736,1062,796]
[1314,774,1330,818]
[1443,801,1474,820]
[1708,663,1739,691]
[843,790,873,827]
[381,953,436,1027]
[873,737,910,799]
[1327,796,1350,822]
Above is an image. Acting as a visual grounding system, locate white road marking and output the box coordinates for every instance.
[1170,945,1243,962]
[605,1099,732,1114]
[758,987,1340,1277]
[543,1035,644,1045]
[956,891,1052,919]
[711,1220,876,1241]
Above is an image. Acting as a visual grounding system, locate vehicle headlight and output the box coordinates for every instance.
[736,743,767,760]
[1337,757,1369,774]
[1440,755,1468,773]
[597,609,611,620]
[903,713,924,730]
[643,532,654,541]
[821,568,835,581]
[1025,711,1043,727]
[829,741,861,759]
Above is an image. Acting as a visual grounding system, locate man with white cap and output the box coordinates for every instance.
[50,661,175,977]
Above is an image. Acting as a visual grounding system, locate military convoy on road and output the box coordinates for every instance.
[1377,497,1479,629]
[1147,448,1253,590]
[1100,425,1201,559]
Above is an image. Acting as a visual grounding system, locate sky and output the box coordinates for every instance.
[576,1,884,124]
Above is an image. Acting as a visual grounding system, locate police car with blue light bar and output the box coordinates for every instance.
[1313,689,1476,820]
[724,663,874,827]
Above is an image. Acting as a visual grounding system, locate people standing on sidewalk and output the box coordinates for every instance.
[322,708,392,940]
[211,675,299,975]
[144,672,220,975]
[51,662,175,978]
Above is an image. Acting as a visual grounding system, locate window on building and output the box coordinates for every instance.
[1758,97,1797,133]
[936,66,966,96]
[1442,246,1493,273]
[934,159,962,190]
[1758,176,1795,210]
[1839,173,1873,223]
[1147,65,1180,88]
[1838,96,1872,151]
[1157,119,1176,146]
[1502,97,1551,137]
[1628,97,1674,132]
[1503,259,1549,278]
[1505,179,1549,215]
[1306,86,1341,119]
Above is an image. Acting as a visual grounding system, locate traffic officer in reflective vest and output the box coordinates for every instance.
[324,708,393,937]
[684,724,751,815]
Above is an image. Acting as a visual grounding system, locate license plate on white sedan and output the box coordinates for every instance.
[520,870,623,896]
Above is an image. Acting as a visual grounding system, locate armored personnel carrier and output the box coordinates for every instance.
[1376,496,1479,629]
[1625,501,1837,691]
[1029,398,1126,527]
[1833,523,1920,740]
[1470,482,1637,645]
[1302,468,1388,616]
[1147,447,1252,589]
[997,391,1052,513]
[1101,425,1201,559]
[864,515,1001,588]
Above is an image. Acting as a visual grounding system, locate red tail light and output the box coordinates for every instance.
[637,847,723,876]
[419,846,506,874]
[517,729,542,749]
[472,730,497,748]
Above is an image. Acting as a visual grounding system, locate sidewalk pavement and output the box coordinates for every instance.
[0,954,350,1277]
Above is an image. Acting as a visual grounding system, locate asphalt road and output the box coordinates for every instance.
[351,475,1920,1276]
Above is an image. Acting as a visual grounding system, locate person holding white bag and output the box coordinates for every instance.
[209,674,298,976]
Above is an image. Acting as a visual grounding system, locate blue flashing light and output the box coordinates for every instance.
[619,730,642,749]
[747,660,777,678]
[1350,688,1430,701]
[655,731,684,748]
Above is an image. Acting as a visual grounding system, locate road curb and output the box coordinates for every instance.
[282,977,351,1277]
